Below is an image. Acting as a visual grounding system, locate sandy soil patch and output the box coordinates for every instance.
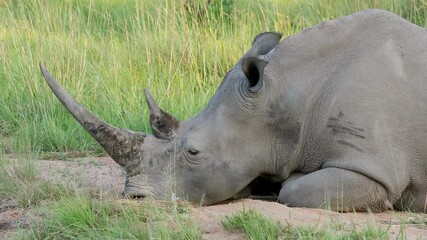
[1,156,426,239]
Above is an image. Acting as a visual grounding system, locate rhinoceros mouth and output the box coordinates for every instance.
[122,174,157,199]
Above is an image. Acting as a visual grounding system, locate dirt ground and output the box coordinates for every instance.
[1,156,426,239]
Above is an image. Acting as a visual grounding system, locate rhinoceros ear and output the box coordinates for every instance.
[250,32,282,55]
[241,32,282,93]
[242,57,267,93]
[144,89,179,140]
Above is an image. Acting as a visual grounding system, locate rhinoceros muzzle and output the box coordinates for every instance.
[123,174,155,198]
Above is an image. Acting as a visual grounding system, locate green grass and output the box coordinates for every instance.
[222,209,390,240]
[222,209,283,239]
[13,197,201,239]
[0,156,72,207]
[1,0,427,154]
[0,154,201,239]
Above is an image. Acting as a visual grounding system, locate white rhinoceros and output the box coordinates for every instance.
[40,9,427,212]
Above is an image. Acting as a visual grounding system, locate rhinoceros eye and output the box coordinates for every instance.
[188,149,199,156]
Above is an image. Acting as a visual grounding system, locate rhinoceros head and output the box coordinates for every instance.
[40,32,284,205]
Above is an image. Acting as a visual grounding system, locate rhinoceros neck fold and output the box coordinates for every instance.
[40,63,146,167]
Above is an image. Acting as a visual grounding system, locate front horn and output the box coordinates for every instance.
[40,63,146,169]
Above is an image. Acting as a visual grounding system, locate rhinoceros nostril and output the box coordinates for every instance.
[122,190,148,199]
[123,175,153,199]
[130,194,147,199]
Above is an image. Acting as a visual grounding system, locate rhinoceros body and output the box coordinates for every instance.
[41,9,427,212]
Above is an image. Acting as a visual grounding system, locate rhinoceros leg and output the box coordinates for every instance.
[393,181,427,212]
[278,168,393,212]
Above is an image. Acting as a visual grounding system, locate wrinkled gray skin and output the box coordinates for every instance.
[41,9,427,212]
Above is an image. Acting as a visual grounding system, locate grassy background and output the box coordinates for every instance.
[1,0,427,155]
[1,1,427,238]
